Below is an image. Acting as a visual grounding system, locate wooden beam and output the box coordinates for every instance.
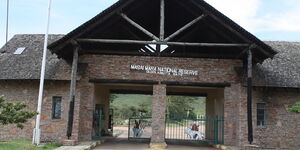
[82,50,156,56]
[164,14,206,41]
[160,53,238,59]
[160,0,165,41]
[156,44,161,56]
[141,47,153,53]
[236,48,249,59]
[166,92,207,97]
[237,44,257,59]
[162,25,199,53]
[247,47,253,144]
[120,13,160,41]
[190,0,275,58]
[66,41,79,139]
[110,89,153,95]
[146,45,156,52]
[110,89,207,97]
[89,79,158,85]
[161,81,231,88]
[82,50,238,59]
[121,24,154,54]
[77,38,249,47]
[50,0,136,52]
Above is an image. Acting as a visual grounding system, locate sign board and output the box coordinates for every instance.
[130,64,198,77]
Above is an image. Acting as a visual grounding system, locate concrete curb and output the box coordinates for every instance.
[54,141,102,150]
[54,131,121,150]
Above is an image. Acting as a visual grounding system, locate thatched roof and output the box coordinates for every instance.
[0,34,299,88]
[0,34,71,80]
[253,41,300,88]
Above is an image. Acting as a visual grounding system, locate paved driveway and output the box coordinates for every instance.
[94,138,216,150]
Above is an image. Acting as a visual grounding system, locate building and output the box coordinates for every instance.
[0,0,299,149]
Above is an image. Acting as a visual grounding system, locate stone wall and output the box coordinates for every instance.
[253,88,300,149]
[79,55,243,83]
[151,84,167,144]
[224,83,248,146]
[77,55,244,144]
[1,54,298,149]
[0,80,70,143]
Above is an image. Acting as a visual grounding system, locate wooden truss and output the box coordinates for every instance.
[76,0,251,56]
[68,0,255,144]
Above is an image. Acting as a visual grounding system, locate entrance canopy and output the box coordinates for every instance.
[48,0,277,62]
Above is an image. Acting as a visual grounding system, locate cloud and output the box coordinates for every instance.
[205,0,300,33]
[260,6,300,32]
[205,0,262,31]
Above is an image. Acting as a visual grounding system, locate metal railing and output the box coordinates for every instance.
[127,115,224,144]
[165,115,224,144]
[128,117,152,140]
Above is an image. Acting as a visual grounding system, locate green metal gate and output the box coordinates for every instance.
[127,116,224,144]
[165,115,224,144]
[92,104,104,140]
[128,117,152,140]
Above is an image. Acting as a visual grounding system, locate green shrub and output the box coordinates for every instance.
[0,95,36,129]
[287,101,300,113]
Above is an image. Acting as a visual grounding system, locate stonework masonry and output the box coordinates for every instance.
[151,84,167,144]
[253,88,300,149]
[0,80,70,143]
[0,55,299,149]
[79,55,242,83]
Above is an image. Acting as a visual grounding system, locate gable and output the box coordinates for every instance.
[48,0,277,62]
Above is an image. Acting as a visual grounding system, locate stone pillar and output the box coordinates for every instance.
[150,84,167,149]
[224,83,248,146]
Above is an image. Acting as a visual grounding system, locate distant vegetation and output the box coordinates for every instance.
[110,94,206,125]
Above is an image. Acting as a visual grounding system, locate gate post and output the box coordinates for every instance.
[214,116,219,144]
[150,84,167,149]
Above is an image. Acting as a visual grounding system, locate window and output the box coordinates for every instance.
[14,47,26,54]
[257,103,266,126]
[52,97,62,119]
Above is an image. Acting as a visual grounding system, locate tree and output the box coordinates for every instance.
[288,101,300,113]
[0,95,36,129]
[166,96,199,118]
[109,94,119,103]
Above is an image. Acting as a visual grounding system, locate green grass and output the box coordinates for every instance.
[0,140,60,150]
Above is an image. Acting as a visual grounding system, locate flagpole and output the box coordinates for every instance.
[33,0,52,145]
[5,0,9,43]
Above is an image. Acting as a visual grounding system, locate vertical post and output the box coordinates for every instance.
[247,45,253,144]
[32,0,52,145]
[150,84,167,149]
[159,0,165,41]
[66,41,79,139]
[157,0,165,56]
[5,0,9,43]
[213,116,218,144]
[128,118,131,139]
[156,44,161,56]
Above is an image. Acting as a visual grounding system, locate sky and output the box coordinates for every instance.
[0,0,300,47]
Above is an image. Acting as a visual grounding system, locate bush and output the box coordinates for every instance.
[0,95,36,129]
